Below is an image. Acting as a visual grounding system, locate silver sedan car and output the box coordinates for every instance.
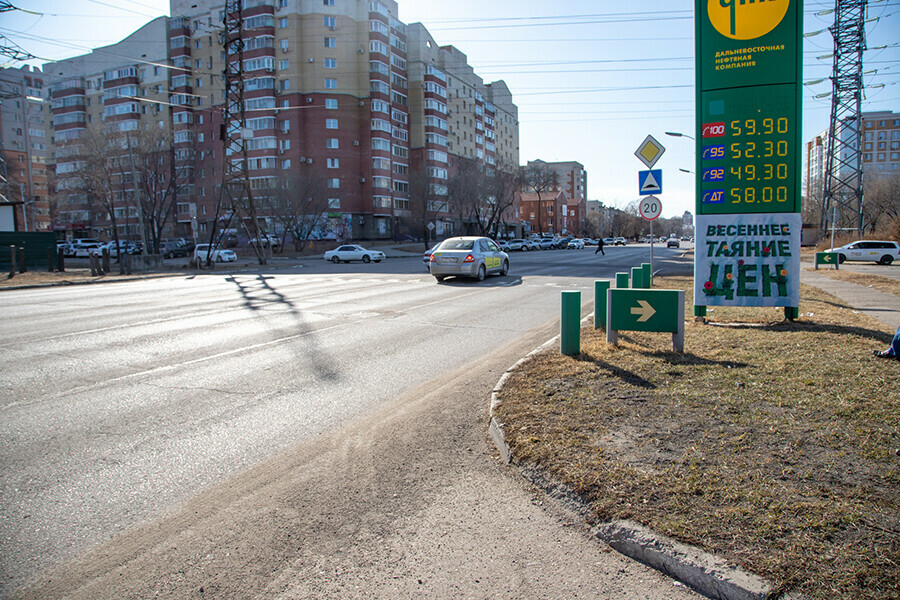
[428,236,509,282]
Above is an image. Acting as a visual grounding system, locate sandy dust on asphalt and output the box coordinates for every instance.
[14,321,700,600]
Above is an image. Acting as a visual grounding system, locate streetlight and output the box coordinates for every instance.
[665,131,695,141]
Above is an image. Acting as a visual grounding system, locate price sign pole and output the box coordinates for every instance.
[635,135,666,287]
[694,0,802,319]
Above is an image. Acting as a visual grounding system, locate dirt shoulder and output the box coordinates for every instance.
[493,277,900,600]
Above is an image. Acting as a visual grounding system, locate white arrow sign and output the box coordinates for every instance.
[630,300,656,322]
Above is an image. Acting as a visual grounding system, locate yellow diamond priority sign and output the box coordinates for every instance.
[635,134,666,169]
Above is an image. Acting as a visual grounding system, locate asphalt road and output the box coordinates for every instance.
[1,244,700,599]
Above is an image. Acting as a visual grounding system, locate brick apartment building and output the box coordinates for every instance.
[521,159,587,236]
[42,0,519,244]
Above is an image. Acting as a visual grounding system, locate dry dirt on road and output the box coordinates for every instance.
[14,322,700,600]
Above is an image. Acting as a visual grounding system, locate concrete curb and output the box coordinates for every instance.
[488,333,798,600]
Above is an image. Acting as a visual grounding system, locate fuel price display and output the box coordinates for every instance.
[698,84,799,215]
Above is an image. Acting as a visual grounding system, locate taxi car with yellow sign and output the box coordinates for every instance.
[428,236,509,282]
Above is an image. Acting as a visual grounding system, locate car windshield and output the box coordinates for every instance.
[439,239,475,251]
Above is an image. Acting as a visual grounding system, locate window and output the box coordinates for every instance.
[280,79,290,90]
[279,17,288,27]
[325,78,337,89]
[326,118,338,129]
[372,138,390,151]
[392,144,408,158]
[326,138,339,149]
[393,163,408,175]
[324,16,336,27]
[324,37,336,48]
[328,198,340,209]
[278,59,288,70]
[327,158,339,168]
[326,98,338,109]
[370,40,388,55]
[280,119,290,132]
[324,58,337,69]
[371,99,389,113]
[393,181,408,193]
[280,39,289,52]
[327,178,340,189]
[324,0,334,4]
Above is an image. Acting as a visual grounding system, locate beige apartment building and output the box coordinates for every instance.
[0,65,52,232]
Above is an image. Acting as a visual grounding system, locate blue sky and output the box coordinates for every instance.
[3,0,899,218]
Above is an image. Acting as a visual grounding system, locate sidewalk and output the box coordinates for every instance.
[801,267,900,328]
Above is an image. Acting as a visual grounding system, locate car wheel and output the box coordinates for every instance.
[167,251,175,259]
[838,254,847,264]
[476,264,486,281]
[434,275,445,283]
[216,255,224,263]
[331,255,341,264]
[500,260,509,276]
[879,255,893,265]
[362,255,371,263]
[374,259,382,263]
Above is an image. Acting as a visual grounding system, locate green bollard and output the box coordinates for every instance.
[694,305,707,317]
[594,280,610,330]
[631,266,643,289]
[616,272,630,288]
[784,306,799,321]
[561,291,581,356]
[642,263,651,288]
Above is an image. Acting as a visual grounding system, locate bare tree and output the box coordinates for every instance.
[263,167,330,253]
[448,159,492,236]
[128,124,187,253]
[521,161,559,236]
[862,172,900,237]
[408,165,446,251]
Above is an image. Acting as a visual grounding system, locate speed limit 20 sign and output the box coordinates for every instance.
[639,195,662,221]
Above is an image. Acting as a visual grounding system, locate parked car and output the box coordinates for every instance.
[831,240,899,265]
[324,245,385,264]
[522,238,540,251]
[249,234,281,250]
[72,241,103,258]
[194,244,237,263]
[498,240,511,252]
[538,237,556,250]
[614,237,627,246]
[160,240,190,258]
[602,237,615,247]
[667,237,680,248]
[429,236,508,282]
[506,239,527,251]
[567,238,585,250]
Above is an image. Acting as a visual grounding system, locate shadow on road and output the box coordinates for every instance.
[226,274,340,382]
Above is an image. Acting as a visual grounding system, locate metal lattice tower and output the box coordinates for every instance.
[821,0,867,239]
[210,0,266,264]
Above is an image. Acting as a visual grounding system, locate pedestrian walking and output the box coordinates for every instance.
[873,321,900,361]
[595,237,605,255]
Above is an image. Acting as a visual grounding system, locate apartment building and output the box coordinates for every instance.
[524,159,587,236]
[0,65,52,231]
[43,0,519,243]
[861,110,900,176]
[45,17,170,241]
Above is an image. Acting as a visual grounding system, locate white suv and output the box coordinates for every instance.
[832,240,899,265]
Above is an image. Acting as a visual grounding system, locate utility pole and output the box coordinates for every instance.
[214,0,266,264]
[821,0,868,240]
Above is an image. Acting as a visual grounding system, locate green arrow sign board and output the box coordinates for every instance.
[607,289,685,352]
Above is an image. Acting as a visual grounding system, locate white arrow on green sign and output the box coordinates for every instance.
[606,288,685,352]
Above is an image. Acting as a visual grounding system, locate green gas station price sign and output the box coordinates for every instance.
[695,0,803,216]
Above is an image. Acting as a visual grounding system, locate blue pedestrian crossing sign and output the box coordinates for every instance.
[638,170,663,195]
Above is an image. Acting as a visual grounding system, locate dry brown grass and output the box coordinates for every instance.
[810,268,900,298]
[0,269,181,288]
[494,277,900,600]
